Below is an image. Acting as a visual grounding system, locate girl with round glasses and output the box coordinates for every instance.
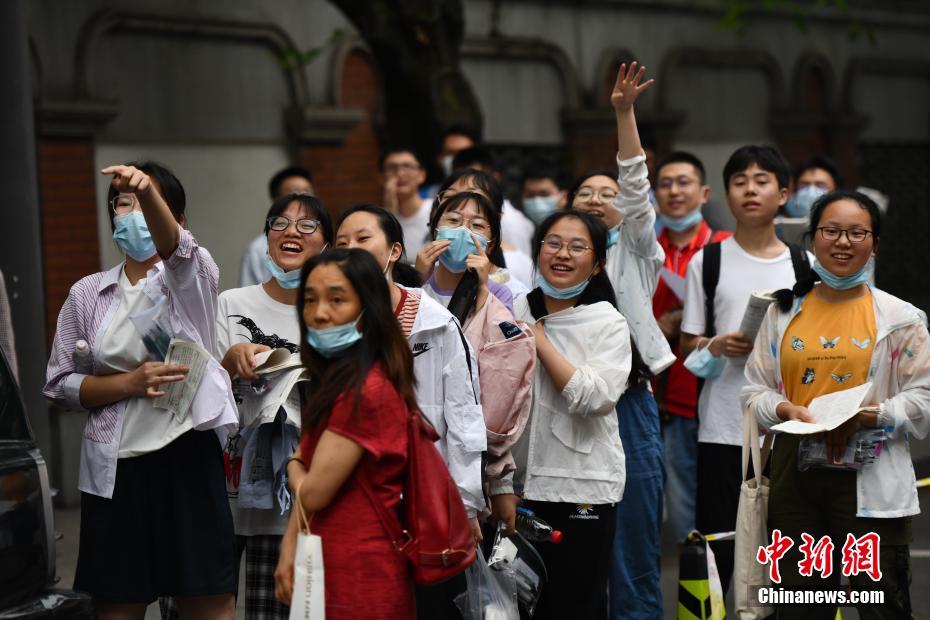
[505,209,632,619]
[44,162,239,619]
[212,192,332,618]
[745,190,930,617]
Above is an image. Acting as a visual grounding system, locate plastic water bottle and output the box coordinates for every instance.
[515,507,563,543]
[73,339,92,374]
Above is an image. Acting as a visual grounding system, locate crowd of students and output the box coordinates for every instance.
[42,62,930,620]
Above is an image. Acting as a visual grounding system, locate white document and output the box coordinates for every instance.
[771,382,873,435]
[738,290,775,344]
[235,366,307,428]
[660,267,686,301]
[154,338,211,422]
[253,348,302,375]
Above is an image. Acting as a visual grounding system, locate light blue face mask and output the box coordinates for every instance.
[659,209,703,233]
[683,345,724,380]
[785,185,828,218]
[607,227,619,249]
[535,269,594,300]
[305,311,364,358]
[265,255,303,289]
[523,196,560,225]
[812,260,871,291]
[435,226,489,273]
[113,211,157,261]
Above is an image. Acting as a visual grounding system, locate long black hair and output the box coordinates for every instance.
[335,203,421,287]
[296,248,417,431]
[531,210,651,388]
[773,189,881,312]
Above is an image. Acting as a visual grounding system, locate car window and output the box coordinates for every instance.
[0,350,30,441]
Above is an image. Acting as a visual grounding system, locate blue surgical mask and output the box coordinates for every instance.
[684,345,724,380]
[112,211,157,261]
[435,226,489,273]
[785,185,827,218]
[523,196,560,225]
[265,255,303,289]
[659,209,703,233]
[305,311,364,358]
[812,260,871,291]
[535,270,594,300]
[607,227,619,249]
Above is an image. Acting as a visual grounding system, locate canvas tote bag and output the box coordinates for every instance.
[733,405,774,619]
[289,479,325,620]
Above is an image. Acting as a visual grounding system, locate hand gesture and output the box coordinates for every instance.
[532,319,547,342]
[222,343,271,381]
[708,331,753,358]
[101,165,155,198]
[610,62,654,112]
[383,176,399,214]
[490,493,520,534]
[464,233,492,285]
[415,239,451,281]
[125,361,189,398]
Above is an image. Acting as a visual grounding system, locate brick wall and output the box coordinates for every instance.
[36,137,100,349]
[303,50,384,219]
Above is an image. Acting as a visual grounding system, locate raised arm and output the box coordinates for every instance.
[611,62,654,162]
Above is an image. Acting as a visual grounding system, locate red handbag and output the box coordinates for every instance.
[358,409,476,584]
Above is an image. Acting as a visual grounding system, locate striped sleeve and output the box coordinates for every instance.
[43,275,102,410]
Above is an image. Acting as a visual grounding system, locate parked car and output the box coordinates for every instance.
[0,349,92,617]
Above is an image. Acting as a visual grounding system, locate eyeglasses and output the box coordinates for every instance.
[383,162,420,175]
[816,227,872,244]
[656,176,697,191]
[110,193,138,215]
[437,211,490,236]
[267,216,321,235]
[541,236,593,257]
[574,188,618,204]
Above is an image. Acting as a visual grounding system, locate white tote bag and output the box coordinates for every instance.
[733,405,774,620]
[289,482,325,620]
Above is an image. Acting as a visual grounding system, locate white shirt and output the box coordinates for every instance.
[99,269,193,458]
[216,284,301,536]
[501,200,535,258]
[503,249,534,291]
[681,237,811,446]
[396,198,433,264]
[239,234,270,288]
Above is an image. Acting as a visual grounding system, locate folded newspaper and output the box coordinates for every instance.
[153,338,211,422]
[738,290,776,345]
[252,348,302,375]
[771,382,874,435]
[234,359,307,428]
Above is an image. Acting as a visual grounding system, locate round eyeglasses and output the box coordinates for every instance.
[267,216,320,235]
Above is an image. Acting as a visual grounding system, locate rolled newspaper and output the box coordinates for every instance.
[738,290,775,345]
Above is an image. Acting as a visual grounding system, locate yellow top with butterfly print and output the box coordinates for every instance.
[780,289,876,407]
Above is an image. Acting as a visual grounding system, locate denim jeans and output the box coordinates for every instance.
[662,414,698,543]
[609,385,665,619]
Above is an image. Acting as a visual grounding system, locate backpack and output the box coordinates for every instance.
[357,409,476,584]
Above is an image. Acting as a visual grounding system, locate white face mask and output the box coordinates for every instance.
[441,154,454,177]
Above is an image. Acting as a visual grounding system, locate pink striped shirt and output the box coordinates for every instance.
[43,226,238,498]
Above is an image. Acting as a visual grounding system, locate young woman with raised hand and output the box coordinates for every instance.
[273,249,418,618]
[44,162,238,619]
[505,210,632,620]
[744,191,930,618]
[213,192,332,618]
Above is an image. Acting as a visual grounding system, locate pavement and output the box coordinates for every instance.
[52,465,930,619]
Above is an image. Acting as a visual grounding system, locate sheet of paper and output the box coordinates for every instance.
[660,267,686,301]
[771,382,872,434]
[738,290,775,344]
[255,349,302,375]
[235,366,307,428]
[154,339,210,422]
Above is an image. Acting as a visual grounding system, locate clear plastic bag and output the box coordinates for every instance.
[487,524,546,618]
[454,544,519,620]
[129,296,172,360]
[798,428,885,471]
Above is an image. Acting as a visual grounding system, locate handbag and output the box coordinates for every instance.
[289,479,326,620]
[733,405,774,619]
[358,409,476,584]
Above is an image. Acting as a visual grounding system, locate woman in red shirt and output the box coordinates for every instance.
[274,248,418,618]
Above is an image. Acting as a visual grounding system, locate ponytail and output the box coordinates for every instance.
[773,271,820,313]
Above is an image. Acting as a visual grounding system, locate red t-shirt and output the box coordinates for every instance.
[299,364,413,618]
[652,221,731,418]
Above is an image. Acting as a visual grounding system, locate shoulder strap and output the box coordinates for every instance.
[787,243,811,283]
[701,241,722,338]
[455,324,479,405]
[356,453,410,552]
